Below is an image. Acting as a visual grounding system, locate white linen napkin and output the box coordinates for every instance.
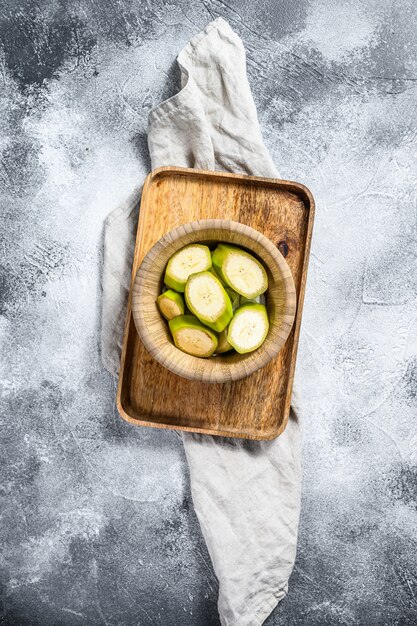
[102,18,302,626]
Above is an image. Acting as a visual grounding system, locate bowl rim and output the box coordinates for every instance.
[132,219,296,383]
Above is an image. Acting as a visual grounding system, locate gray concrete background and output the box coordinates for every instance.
[1,0,417,624]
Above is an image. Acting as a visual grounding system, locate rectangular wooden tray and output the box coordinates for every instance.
[117,167,314,440]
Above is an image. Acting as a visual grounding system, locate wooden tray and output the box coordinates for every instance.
[117,167,314,440]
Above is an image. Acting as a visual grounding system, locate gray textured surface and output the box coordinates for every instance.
[1,0,417,624]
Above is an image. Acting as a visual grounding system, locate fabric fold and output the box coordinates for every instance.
[148,18,277,176]
[102,17,302,626]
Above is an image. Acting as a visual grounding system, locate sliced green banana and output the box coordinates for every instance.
[157,289,185,321]
[164,244,212,292]
[185,271,233,332]
[227,304,269,354]
[239,293,266,307]
[216,327,233,354]
[169,315,218,357]
[225,287,240,311]
[212,244,268,299]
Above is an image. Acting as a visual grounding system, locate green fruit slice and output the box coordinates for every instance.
[225,287,240,311]
[164,244,212,292]
[157,289,185,320]
[212,244,268,299]
[216,327,233,354]
[169,315,218,357]
[239,293,266,307]
[227,304,269,354]
[185,271,233,332]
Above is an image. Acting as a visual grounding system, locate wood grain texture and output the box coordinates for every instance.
[117,167,315,440]
[131,219,296,383]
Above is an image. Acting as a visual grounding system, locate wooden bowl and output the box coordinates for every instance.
[132,219,296,383]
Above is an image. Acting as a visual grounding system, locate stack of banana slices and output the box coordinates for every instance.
[157,243,269,358]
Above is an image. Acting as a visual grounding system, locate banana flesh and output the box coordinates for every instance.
[157,289,185,320]
[169,315,218,357]
[185,271,233,332]
[164,244,212,292]
[227,304,269,354]
[212,244,268,299]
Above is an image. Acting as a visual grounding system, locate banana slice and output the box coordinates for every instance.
[157,289,185,320]
[164,244,212,292]
[185,271,233,332]
[212,244,268,299]
[239,293,266,307]
[169,315,218,357]
[216,327,233,354]
[227,304,269,354]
